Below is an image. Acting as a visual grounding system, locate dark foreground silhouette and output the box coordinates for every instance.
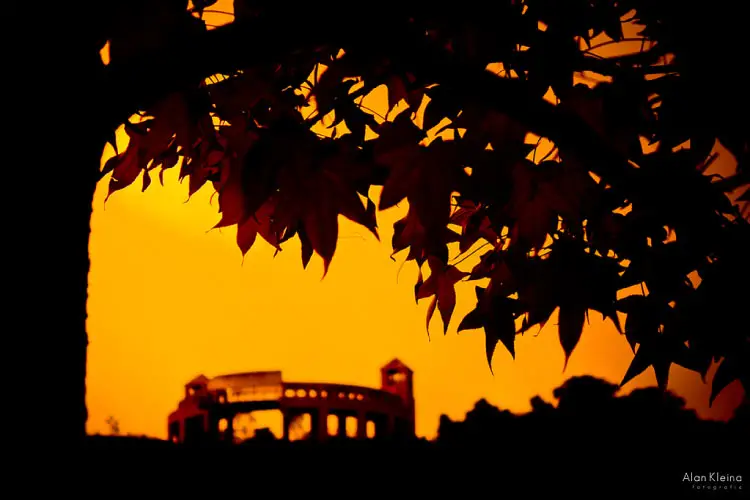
[27,1,750,447]
[80,376,747,496]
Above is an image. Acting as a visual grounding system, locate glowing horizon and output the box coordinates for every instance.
[85,161,744,439]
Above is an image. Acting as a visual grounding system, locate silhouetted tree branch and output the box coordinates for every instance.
[32,0,749,444]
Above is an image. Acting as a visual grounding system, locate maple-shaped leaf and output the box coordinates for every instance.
[672,342,712,383]
[536,160,600,223]
[710,347,750,406]
[505,160,559,251]
[211,119,261,227]
[241,123,379,274]
[237,197,279,256]
[452,107,528,155]
[142,168,153,191]
[155,146,181,185]
[457,150,521,211]
[417,256,469,334]
[209,68,276,121]
[620,332,687,390]
[515,238,623,363]
[615,295,672,352]
[371,111,426,151]
[378,138,468,232]
[277,170,377,275]
[422,85,464,131]
[392,205,460,265]
[105,126,143,200]
[562,238,623,328]
[212,157,245,229]
[219,116,259,159]
[450,202,500,253]
[458,285,518,371]
[385,75,408,114]
[309,53,376,121]
[558,304,587,370]
[510,196,558,251]
[145,92,213,165]
[329,101,381,144]
[183,140,226,198]
[468,249,502,281]
[587,211,626,257]
[104,91,218,201]
[620,242,698,300]
[558,83,642,159]
[297,223,314,269]
[517,262,558,334]
[448,199,477,227]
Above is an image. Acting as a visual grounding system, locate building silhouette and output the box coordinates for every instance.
[167,358,415,444]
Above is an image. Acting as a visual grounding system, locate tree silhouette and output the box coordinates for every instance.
[32,0,749,443]
[105,416,120,436]
[434,375,749,483]
[79,376,745,494]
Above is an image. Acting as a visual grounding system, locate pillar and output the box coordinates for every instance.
[337,414,347,438]
[281,410,291,441]
[356,412,367,439]
[226,413,235,442]
[387,415,395,437]
[314,407,328,441]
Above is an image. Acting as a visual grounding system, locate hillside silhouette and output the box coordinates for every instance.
[81,375,748,496]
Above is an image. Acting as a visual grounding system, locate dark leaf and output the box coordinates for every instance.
[210,69,276,120]
[142,169,152,191]
[620,333,684,390]
[237,198,278,257]
[710,347,750,406]
[414,265,424,304]
[422,85,463,131]
[417,256,469,334]
[298,224,314,269]
[458,286,518,371]
[386,75,408,114]
[559,305,586,369]
[381,139,468,235]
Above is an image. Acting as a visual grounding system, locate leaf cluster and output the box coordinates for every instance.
[102,0,750,403]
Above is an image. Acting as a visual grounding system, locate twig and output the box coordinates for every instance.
[532,135,543,163]
[539,146,559,163]
[450,242,491,267]
[197,9,235,17]
[583,37,649,53]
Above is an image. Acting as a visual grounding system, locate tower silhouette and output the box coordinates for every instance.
[380,358,415,437]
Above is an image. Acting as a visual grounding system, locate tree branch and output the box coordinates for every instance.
[101,15,634,188]
[101,19,331,131]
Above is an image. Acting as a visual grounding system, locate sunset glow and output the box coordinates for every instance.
[84,1,746,440]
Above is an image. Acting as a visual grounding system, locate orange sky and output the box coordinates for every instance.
[85,4,745,440]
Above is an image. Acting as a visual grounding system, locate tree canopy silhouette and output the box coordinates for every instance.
[33,0,749,442]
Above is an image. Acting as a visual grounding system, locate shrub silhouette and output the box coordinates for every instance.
[81,375,747,494]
